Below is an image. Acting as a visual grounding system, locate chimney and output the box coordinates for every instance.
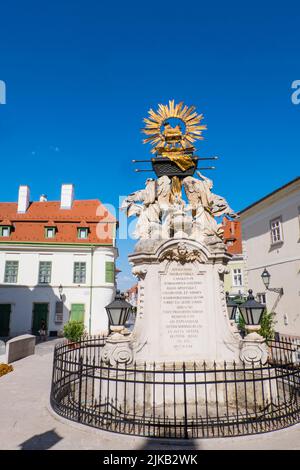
[60,184,74,210]
[17,185,30,213]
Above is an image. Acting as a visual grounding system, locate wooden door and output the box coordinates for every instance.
[32,303,48,335]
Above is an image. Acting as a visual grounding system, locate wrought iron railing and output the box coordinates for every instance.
[50,336,300,439]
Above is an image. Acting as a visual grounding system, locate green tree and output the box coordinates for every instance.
[63,320,86,343]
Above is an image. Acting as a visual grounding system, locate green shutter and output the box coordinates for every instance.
[105,261,114,283]
[70,304,85,322]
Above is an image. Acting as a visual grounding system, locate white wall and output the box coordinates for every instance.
[0,245,117,337]
[240,184,300,335]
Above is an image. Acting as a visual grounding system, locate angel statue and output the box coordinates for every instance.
[156,175,172,210]
[183,171,238,246]
[121,179,161,239]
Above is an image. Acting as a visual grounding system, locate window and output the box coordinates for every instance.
[70,304,85,322]
[0,226,10,237]
[232,268,243,287]
[105,261,115,283]
[38,261,52,284]
[77,228,88,239]
[4,261,19,283]
[73,262,86,283]
[257,293,266,304]
[270,217,283,244]
[45,227,56,238]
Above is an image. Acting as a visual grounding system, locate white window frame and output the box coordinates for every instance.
[73,262,86,284]
[78,228,88,239]
[232,268,243,287]
[46,227,56,238]
[4,260,19,283]
[257,293,266,305]
[1,226,10,237]
[38,261,52,284]
[270,217,283,245]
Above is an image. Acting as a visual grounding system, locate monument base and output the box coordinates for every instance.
[129,238,241,364]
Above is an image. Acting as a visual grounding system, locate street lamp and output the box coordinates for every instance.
[58,284,63,301]
[261,268,284,295]
[226,292,239,321]
[239,289,265,333]
[239,289,269,364]
[105,290,132,333]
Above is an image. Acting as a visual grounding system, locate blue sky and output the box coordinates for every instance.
[0,0,299,290]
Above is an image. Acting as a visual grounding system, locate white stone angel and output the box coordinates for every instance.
[121,179,160,239]
[155,175,171,210]
[183,171,237,243]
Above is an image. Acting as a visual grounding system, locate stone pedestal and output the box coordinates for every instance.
[101,331,134,367]
[239,331,269,365]
[129,238,241,364]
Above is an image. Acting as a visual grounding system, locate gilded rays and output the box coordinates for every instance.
[142,100,206,154]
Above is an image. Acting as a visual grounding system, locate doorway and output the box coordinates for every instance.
[0,304,11,337]
[32,303,49,335]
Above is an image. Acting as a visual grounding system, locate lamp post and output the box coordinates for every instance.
[261,268,284,295]
[239,289,269,364]
[105,290,132,335]
[226,292,239,321]
[102,290,134,366]
[239,289,265,335]
[58,284,63,301]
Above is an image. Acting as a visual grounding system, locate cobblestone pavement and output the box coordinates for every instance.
[0,339,300,450]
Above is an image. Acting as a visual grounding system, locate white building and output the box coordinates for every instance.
[0,184,118,338]
[239,177,300,336]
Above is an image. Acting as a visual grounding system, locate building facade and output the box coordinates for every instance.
[222,218,246,297]
[0,184,118,338]
[239,177,300,336]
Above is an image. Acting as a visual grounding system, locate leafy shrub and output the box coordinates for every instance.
[260,310,276,340]
[237,311,246,337]
[63,321,85,343]
[0,363,13,377]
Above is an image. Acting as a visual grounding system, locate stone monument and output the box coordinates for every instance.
[118,100,242,365]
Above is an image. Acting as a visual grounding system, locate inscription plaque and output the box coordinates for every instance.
[160,262,207,357]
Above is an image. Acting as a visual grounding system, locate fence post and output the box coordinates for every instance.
[183,362,189,439]
[77,355,83,422]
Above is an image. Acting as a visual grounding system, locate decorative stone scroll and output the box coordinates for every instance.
[159,242,205,264]
[101,333,134,367]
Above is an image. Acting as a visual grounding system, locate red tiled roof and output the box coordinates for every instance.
[0,200,116,245]
[222,217,242,255]
[126,284,138,295]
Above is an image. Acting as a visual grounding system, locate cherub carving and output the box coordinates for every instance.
[160,242,205,264]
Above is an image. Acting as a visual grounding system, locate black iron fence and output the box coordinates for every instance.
[50,336,300,439]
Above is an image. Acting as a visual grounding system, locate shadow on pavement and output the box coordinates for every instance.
[139,437,198,450]
[19,429,63,450]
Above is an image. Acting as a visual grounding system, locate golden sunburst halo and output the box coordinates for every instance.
[142,100,207,154]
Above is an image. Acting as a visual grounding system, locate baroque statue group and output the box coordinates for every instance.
[121,100,238,250]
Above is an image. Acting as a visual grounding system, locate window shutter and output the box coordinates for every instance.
[105,261,115,283]
[70,304,85,322]
[55,301,64,323]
